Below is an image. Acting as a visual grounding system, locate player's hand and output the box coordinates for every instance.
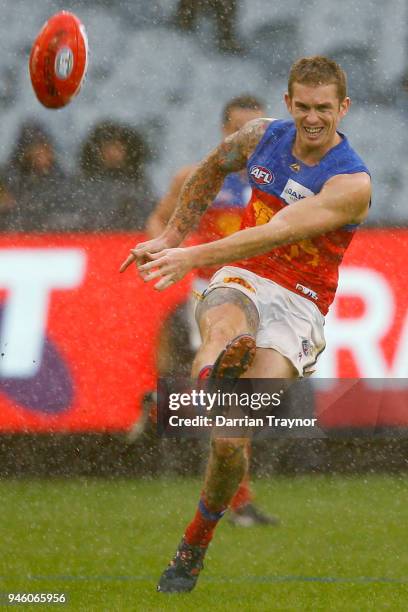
[119,236,171,273]
[138,247,193,290]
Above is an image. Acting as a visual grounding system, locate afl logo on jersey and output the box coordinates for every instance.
[250,165,274,185]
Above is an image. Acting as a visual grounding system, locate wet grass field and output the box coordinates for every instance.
[1,475,408,611]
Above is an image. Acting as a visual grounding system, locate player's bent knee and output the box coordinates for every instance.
[202,319,248,349]
[198,299,252,333]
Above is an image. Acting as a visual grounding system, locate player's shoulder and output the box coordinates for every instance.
[237,117,278,157]
[240,117,295,150]
[334,133,370,173]
[318,136,371,205]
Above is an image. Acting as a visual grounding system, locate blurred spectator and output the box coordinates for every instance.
[2,120,70,232]
[75,120,156,231]
[174,0,243,54]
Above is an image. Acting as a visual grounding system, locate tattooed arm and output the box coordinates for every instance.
[120,118,272,272]
[162,117,272,243]
[139,172,371,290]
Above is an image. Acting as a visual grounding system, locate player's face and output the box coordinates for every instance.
[222,107,265,137]
[285,82,350,151]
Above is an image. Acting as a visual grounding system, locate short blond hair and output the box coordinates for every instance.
[288,56,347,101]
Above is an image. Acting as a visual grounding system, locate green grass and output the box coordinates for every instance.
[1,476,408,611]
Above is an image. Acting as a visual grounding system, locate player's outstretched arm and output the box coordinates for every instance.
[191,172,372,266]
[139,172,371,290]
[119,118,271,273]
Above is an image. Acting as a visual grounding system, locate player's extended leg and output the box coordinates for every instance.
[157,321,297,593]
[157,288,257,593]
[194,289,279,525]
[190,288,258,524]
[184,287,260,532]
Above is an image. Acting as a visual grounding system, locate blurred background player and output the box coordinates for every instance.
[141,95,279,527]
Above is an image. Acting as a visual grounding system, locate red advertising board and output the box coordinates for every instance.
[316,229,408,427]
[317,229,408,379]
[0,234,190,432]
[0,230,407,432]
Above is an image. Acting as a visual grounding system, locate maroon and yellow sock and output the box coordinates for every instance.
[184,496,226,547]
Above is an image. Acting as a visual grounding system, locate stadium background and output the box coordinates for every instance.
[1,2,408,609]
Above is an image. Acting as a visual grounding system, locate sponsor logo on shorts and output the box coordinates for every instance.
[302,339,311,357]
[250,165,274,185]
[296,283,318,301]
[281,179,314,205]
[223,277,255,292]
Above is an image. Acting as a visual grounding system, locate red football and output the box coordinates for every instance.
[29,11,88,109]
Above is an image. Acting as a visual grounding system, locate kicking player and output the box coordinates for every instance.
[146,94,279,527]
[121,56,371,593]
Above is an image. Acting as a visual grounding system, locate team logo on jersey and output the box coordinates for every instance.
[281,179,314,205]
[290,162,301,172]
[250,165,274,185]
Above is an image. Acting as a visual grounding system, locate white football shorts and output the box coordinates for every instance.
[199,265,326,377]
